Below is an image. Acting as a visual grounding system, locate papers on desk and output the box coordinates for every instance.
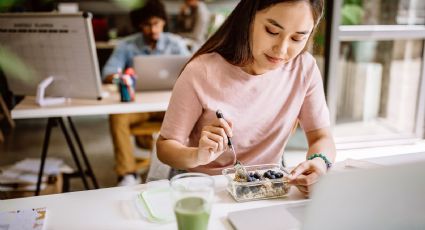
[13,158,64,175]
[0,207,47,230]
[0,158,71,192]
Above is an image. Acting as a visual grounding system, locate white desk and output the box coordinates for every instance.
[2,152,425,230]
[0,174,305,230]
[11,85,172,195]
[12,86,172,119]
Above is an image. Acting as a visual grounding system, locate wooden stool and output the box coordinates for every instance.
[0,95,15,143]
[130,121,162,136]
[130,121,162,177]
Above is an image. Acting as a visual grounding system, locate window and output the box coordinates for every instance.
[326,0,425,147]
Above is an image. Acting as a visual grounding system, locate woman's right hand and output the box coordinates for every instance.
[196,117,233,166]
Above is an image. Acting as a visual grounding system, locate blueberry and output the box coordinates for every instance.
[253,172,261,179]
[246,176,253,182]
[242,186,250,194]
[250,185,260,193]
[269,175,276,179]
[236,186,244,196]
[269,170,276,175]
[275,172,283,178]
[236,186,250,196]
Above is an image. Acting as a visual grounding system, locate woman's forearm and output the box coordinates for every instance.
[307,137,336,162]
[156,136,199,170]
[306,128,336,162]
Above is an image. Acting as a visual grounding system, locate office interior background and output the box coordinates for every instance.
[0,0,425,194]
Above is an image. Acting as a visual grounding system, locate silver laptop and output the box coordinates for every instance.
[228,160,425,230]
[133,55,190,91]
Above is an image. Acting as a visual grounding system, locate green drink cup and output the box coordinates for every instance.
[170,173,215,230]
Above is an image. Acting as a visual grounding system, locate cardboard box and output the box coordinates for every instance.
[0,174,63,199]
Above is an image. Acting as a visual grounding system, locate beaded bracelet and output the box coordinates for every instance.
[308,153,332,170]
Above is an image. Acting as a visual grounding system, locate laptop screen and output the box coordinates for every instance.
[133,55,190,91]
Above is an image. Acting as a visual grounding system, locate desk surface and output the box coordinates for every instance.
[2,152,425,230]
[0,175,306,230]
[11,85,172,119]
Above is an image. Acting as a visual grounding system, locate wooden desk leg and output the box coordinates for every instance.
[57,118,90,190]
[35,118,55,196]
[0,95,15,128]
[67,117,99,189]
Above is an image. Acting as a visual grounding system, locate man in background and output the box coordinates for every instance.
[102,0,190,186]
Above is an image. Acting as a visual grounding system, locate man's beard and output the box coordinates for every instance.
[144,34,158,44]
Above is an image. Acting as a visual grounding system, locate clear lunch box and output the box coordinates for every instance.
[222,164,291,202]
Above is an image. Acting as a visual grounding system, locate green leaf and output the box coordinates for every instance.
[0,46,34,82]
[343,0,363,6]
[341,4,364,25]
[112,0,146,10]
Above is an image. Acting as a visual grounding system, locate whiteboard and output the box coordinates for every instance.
[0,12,103,99]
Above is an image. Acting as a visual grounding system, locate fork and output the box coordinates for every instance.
[215,110,248,179]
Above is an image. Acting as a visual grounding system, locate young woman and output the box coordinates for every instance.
[157,0,336,196]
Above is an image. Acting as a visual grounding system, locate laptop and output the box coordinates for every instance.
[228,160,425,230]
[133,55,190,91]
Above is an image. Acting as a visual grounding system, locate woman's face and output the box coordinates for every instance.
[244,1,315,75]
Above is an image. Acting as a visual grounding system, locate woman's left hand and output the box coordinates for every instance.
[286,158,327,197]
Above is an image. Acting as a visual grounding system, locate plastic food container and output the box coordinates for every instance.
[222,164,291,202]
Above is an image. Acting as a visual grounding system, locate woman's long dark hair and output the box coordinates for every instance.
[189,0,324,66]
